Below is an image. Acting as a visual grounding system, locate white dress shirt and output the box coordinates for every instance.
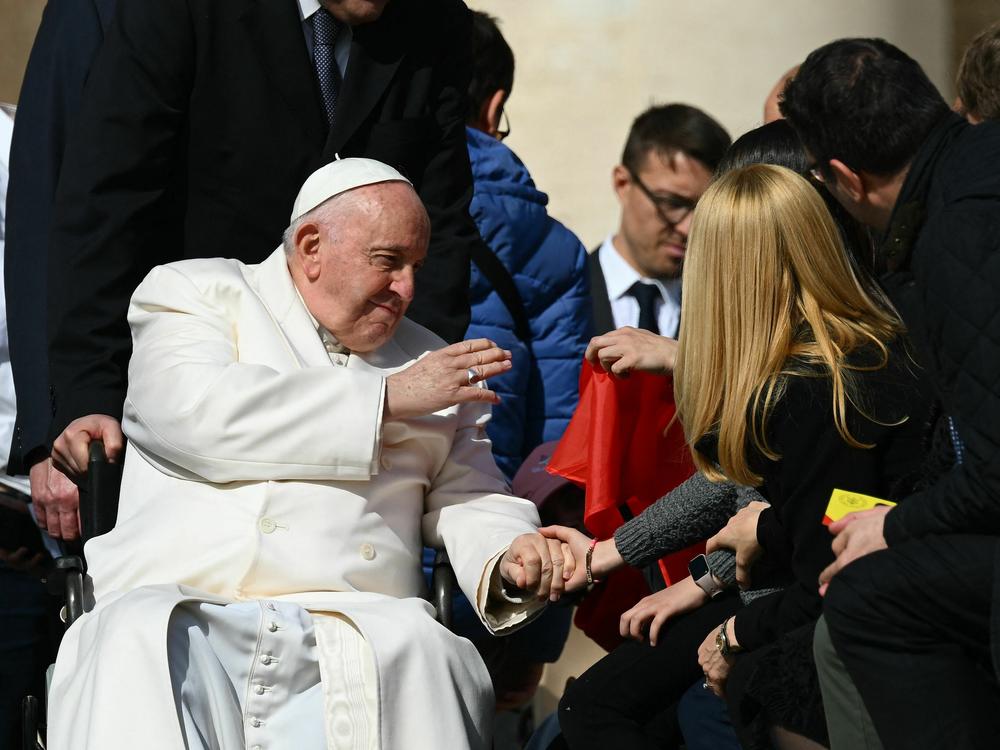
[0,104,30,495]
[597,234,682,339]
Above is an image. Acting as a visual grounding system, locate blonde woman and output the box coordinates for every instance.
[551,165,931,750]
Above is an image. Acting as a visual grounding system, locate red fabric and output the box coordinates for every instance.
[547,361,701,650]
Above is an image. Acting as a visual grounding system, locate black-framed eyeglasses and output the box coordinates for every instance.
[627,168,697,225]
[496,109,511,141]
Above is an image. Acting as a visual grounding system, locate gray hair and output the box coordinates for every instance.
[282,189,366,256]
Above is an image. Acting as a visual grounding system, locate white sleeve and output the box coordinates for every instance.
[422,398,546,634]
[123,264,385,484]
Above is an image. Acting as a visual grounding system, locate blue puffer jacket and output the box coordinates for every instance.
[466,127,592,480]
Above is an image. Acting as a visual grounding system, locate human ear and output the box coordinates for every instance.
[828,159,865,203]
[612,165,631,203]
[477,89,508,139]
[294,221,323,281]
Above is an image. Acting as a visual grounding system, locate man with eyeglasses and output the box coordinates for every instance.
[587,104,729,377]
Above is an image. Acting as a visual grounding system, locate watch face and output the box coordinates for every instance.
[689,554,710,581]
[715,628,726,652]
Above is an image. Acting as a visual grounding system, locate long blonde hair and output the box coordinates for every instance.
[674,164,903,486]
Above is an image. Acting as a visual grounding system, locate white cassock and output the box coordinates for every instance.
[47,247,545,750]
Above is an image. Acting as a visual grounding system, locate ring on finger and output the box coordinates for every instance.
[466,367,477,385]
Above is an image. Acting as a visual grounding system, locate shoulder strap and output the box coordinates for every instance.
[470,243,531,344]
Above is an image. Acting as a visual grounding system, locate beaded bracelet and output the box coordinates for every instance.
[585,537,599,585]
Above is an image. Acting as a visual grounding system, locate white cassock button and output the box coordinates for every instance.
[259,654,272,665]
[360,543,376,561]
[258,517,277,534]
[380,455,391,470]
[267,621,278,632]
[249,717,261,728]
[254,684,266,695]
[251,746,262,750]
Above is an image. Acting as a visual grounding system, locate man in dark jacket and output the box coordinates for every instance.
[24,0,484,538]
[5,0,115,541]
[782,38,1000,748]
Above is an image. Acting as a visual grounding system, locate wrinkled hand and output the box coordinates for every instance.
[29,457,81,540]
[818,506,891,595]
[538,526,625,592]
[620,575,708,646]
[705,501,769,588]
[585,327,678,377]
[385,338,512,420]
[500,532,574,602]
[697,619,736,697]
[52,414,124,476]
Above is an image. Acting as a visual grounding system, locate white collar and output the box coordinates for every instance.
[598,234,681,303]
[297,0,321,21]
[292,276,349,354]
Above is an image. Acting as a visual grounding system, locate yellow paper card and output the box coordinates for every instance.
[823,488,896,526]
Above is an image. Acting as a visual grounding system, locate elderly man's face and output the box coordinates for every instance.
[293,182,429,352]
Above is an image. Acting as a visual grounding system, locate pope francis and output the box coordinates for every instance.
[46,159,571,750]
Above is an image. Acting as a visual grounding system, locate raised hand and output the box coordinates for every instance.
[385,338,512,420]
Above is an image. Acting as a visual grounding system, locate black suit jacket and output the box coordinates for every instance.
[587,246,616,336]
[46,0,478,441]
[4,0,116,473]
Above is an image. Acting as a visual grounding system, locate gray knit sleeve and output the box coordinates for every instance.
[707,549,738,588]
[613,471,739,569]
[710,485,772,594]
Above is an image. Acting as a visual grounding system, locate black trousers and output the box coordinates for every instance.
[824,534,1000,750]
[557,594,740,750]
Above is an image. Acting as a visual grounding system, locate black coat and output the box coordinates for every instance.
[4,0,116,473]
[45,0,478,441]
[587,246,616,335]
[879,114,1000,543]
[875,113,1000,674]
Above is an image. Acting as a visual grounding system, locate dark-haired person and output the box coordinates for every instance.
[781,37,1000,749]
[583,104,730,430]
[463,10,591,482]
[956,20,1000,123]
[588,103,729,337]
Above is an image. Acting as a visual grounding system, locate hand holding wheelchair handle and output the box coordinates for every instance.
[51,414,124,477]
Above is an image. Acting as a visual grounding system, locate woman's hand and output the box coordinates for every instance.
[538,526,625,591]
[697,617,738,697]
[619,575,709,645]
[705,501,769,588]
[584,327,678,377]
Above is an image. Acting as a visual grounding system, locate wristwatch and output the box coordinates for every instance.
[716,617,743,657]
[688,553,724,599]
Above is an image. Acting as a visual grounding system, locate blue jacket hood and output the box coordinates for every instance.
[466,126,549,208]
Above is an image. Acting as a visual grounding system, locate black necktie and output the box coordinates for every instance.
[627,281,660,335]
[312,9,341,126]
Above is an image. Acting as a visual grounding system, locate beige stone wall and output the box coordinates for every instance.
[3,0,988,246]
[0,0,45,106]
[467,0,954,248]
